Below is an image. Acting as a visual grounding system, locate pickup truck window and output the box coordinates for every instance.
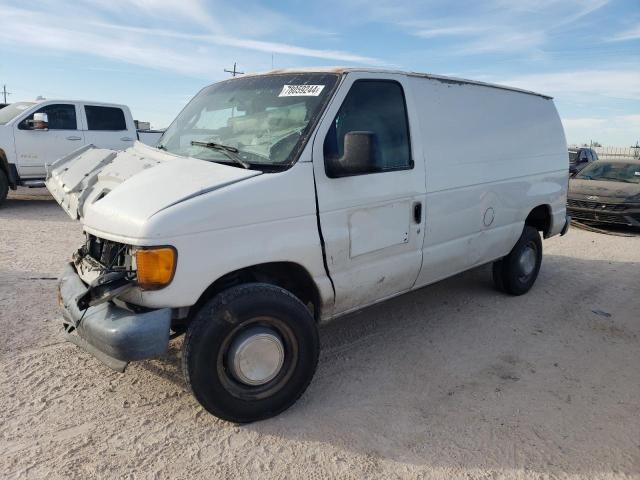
[0,102,36,125]
[158,73,339,168]
[85,106,127,131]
[19,104,77,130]
[323,80,412,177]
[568,151,578,163]
[579,150,589,162]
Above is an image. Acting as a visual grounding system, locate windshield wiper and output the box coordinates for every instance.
[190,140,250,169]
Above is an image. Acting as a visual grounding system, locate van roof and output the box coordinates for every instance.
[242,67,553,100]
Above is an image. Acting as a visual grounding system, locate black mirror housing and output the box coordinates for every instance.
[327,131,378,177]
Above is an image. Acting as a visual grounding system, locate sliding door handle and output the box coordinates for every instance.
[413,202,422,223]
[120,136,134,141]
[66,135,82,141]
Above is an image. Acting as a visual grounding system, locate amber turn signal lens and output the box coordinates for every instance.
[135,247,176,290]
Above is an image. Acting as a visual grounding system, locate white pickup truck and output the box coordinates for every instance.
[47,68,570,423]
[0,99,162,203]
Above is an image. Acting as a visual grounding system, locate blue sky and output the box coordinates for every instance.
[0,0,638,145]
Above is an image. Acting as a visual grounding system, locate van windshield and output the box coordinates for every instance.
[158,73,339,169]
[0,102,35,125]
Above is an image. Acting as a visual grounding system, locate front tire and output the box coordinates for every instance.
[182,283,319,423]
[0,169,9,206]
[492,225,542,295]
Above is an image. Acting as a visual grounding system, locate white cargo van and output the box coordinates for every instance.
[47,68,570,422]
[0,99,155,203]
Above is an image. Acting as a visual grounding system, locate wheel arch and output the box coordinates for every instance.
[525,204,552,238]
[190,261,322,323]
[0,148,17,189]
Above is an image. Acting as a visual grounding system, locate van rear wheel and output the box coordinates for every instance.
[492,225,542,296]
[182,283,319,423]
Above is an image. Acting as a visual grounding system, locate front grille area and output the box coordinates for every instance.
[567,199,627,211]
[569,209,632,225]
[86,234,131,269]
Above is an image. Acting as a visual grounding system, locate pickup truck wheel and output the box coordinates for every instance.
[182,283,319,423]
[492,225,542,296]
[0,169,8,205]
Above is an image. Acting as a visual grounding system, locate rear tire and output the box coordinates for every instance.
[182,283,319,423]
[0,169,8,206]
[492,226,542,296]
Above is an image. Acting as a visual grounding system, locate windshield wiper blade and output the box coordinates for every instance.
[190,140,250,169]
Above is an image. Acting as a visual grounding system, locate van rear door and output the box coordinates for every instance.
[312,73,426,315]
[81,104,136,150]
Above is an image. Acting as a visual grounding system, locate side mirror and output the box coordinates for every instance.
[30,112,49,130]
[327,131,378,177]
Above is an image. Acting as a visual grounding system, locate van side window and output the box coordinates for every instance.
[19,104,77,130]
[324,80,412,177]
[85,106,127,131]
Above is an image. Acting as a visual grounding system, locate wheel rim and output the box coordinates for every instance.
[518,243,537,281]
[217,316,298,400]
[227,327,285,386]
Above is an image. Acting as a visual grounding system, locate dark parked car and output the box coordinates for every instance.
[569,147,598,175]
[567,160,640,227]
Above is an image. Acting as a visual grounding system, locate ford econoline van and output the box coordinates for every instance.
[47,68,570,422]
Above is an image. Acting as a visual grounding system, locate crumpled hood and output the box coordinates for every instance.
[46,142,261,231]
[569,179,640,201]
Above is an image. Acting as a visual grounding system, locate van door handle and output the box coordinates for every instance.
[120,136,134,141]
[66,135,82,141]
[413,202,422,223]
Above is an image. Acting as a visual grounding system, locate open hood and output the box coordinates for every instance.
[46,142,262,222]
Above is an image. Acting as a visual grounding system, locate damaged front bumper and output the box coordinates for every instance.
[58,263,171,372]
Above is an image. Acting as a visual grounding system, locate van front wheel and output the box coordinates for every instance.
[492,226,542,295]
[182,283,319,423]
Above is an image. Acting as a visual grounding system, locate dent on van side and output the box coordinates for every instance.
[47,68,570,423]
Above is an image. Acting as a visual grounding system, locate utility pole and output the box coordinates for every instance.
[224,62,244,77]
[2,85,11,104]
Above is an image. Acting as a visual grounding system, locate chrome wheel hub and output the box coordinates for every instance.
[519,245,536,278]
[227,327,285,386]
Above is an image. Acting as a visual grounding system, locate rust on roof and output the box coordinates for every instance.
[237,67,552,100]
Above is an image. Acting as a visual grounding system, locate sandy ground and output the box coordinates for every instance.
[1,188,639,480]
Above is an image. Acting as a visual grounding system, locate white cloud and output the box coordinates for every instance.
[456,31,546,55]
[89,23,379,64]
[413,26,488,39]
[492,0,609,22]
[608,25,640,42]
[562,115,640,146]
[79,0,221,30]
[499,70,640,100]
[400,0,609,56]
[0,4,377,78]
